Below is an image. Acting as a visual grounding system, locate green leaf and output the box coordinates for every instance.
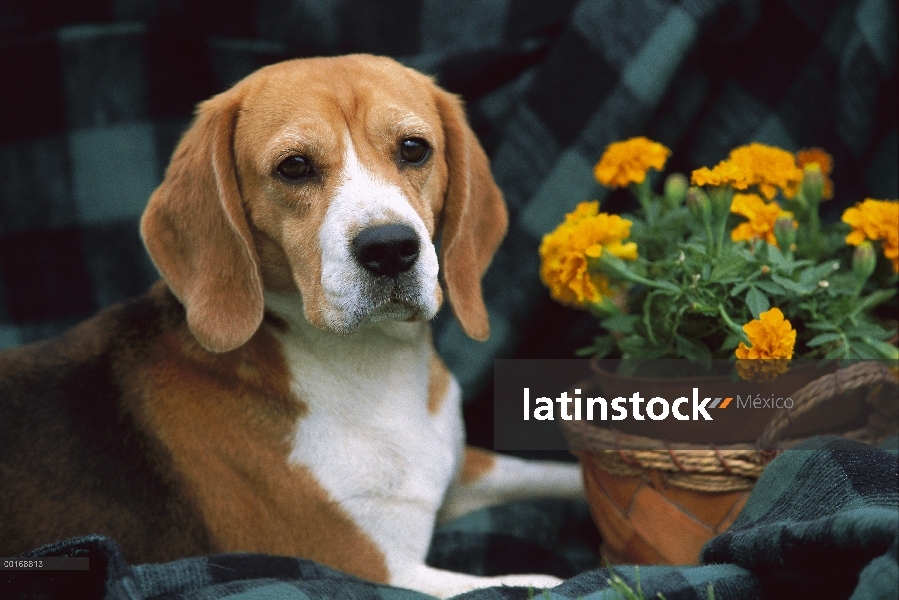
[770,274,815,295]
[806,332,843,347]
[730,282,751,297]
[850,288,898,317]
[745,287,770,318]
[843,321,893,340]
[580,336,616,358]
[676,335,713,361]
[720,332,742,351]
[619,335,668,359]
[806,321,839,331]
[601,314,639,334]
[760,242,789,271]
[733,246,756,262]
[862,338,899,360]
[710,254,746,280]
[824,345,848,360]
[847,341,884,360]
[798,261,840,286]
[754,281,788,296]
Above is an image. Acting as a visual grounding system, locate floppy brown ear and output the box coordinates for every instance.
[434,90,508,341]
[140,91,264,353]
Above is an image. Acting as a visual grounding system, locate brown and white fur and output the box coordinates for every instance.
[0,55,583,598]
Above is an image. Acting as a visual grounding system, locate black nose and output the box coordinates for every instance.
[352,224,420,277]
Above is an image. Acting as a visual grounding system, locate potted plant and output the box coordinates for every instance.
[539,137,899,564]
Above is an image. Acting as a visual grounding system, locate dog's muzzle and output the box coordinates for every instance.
[352,224,420,277]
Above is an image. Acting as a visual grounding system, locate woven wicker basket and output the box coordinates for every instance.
[559,361,899,565]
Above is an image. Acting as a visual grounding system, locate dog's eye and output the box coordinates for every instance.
[399,138,430,164]
[276,156,314,180]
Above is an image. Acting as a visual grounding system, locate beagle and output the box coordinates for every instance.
[0,55,583,598]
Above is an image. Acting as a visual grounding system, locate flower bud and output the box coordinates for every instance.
[852,241,877,285]
[686,187,712,225]
[708,186,733,222]
[801,164,824,205]
[663,173,689,208]
[773,217,797,250]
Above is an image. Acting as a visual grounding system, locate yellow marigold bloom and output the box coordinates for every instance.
[563,200,601,225]
[728,143,804,200]
[735,307,796,360]
[842,199,899,273]
[796,147,834,199]
[690,160,750,190]
[540,202,638,306]
[594,137,671,188]
[730,193,796,247]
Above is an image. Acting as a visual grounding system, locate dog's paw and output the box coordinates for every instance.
[491,572,563,591]
[400,565,563,598]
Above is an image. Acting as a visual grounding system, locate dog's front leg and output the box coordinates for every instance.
[436,446,584,525]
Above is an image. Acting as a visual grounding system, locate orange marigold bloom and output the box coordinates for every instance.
[691,160,750,190]
[796,147,834,199]
[842,199,899,273]
[730,193,796,247]
[594,137,671,188]
[540,201,638,306]
[728,143,804,200]
[735,307,796,360]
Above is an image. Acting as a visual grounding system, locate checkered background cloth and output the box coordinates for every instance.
[1,0,896,425]
[5,436,897,599]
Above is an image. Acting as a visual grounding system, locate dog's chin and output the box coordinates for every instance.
[363,301,417,323]
[325,296,436,335]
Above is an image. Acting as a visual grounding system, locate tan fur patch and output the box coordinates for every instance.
[139,320,390,583]
[427,351,451,414]
[460,446,497,485]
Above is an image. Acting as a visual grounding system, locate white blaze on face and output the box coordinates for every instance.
[318,135,440,334]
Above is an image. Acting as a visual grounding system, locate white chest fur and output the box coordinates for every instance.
[265,292,464,577]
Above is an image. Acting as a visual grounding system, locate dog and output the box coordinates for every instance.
[0,54,583,598]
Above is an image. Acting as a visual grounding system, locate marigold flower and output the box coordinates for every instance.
[728,143,804,200]
[735,307,796,360]
[796,148,834,199]
[842,199,899,273]
[690,160,750,190]
[594,137,671,188]
[540,201,638,306]
[730,193,796,247]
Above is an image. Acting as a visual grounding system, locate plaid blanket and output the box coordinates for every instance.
[3,436,896,599]
[1,2,897,599]
[0,0,896,416]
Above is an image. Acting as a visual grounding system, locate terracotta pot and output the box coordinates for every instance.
[561,360,896,566]
[576,442,752,565]
[567,376,757,565]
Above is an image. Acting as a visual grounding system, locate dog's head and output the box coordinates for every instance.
[141,55,506,353]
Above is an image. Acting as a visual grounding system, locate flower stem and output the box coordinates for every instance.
[592,254,680,292]
[637,179,652,213]
[709,187,734,257]
[718,304,750,344]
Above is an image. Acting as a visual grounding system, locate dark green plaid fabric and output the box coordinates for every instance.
[1,2,897,599]
[0,0,896,415]
[3,436,896,599]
